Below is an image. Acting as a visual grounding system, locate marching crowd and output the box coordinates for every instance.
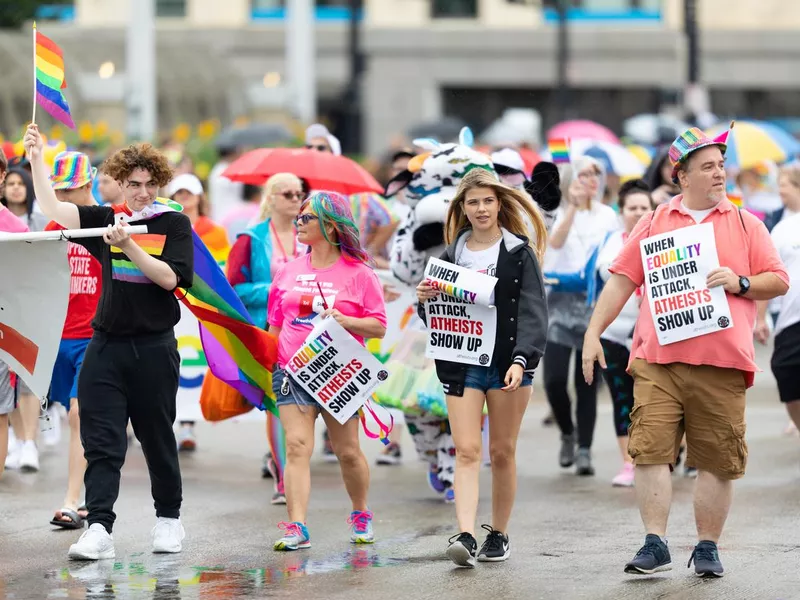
[0,116,798,579]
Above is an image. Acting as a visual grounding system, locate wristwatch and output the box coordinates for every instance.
[736,276,751,296]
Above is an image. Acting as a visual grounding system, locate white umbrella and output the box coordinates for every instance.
[567,139,646,177]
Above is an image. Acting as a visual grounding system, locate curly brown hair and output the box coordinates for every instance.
[102,143,174,187]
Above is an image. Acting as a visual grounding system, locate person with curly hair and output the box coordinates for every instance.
[23,124,194,561]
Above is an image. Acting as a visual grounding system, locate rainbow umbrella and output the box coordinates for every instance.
[705,121,800,170]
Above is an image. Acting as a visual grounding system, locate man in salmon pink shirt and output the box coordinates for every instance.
[582,127,788,578]
[44,152,102,530]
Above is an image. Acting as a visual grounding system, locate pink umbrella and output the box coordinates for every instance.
[547,120,621,145]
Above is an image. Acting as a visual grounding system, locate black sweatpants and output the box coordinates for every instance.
[600,339,635,438]
[543,341,599,449]
[78,330,182,533]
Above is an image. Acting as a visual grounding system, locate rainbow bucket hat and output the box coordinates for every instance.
[669,124,731,184]
[50,151,97,190]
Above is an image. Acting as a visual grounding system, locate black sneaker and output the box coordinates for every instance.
[446,532,477,568]
[624,534,672,574]
[261,452,273,479]
[688,540,724,577]
[476,524,510,562]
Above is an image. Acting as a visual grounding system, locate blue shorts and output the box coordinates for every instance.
[272,368,359,420]
[463,365,533,394]
[49,338,91,408]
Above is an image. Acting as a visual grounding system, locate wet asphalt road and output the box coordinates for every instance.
[1,346,799,600]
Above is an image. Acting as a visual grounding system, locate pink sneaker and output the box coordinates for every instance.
[612,463,635,487]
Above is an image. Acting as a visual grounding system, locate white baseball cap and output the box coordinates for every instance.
[305,123,342,156]
[491,148,526,174]
[167,173,204,197]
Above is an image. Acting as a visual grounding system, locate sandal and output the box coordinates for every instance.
[50,507,86,530]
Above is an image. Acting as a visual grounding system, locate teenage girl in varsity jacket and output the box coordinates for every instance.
[416,168,548,568]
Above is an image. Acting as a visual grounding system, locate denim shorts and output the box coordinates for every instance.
[463,365,533,393]
[272,368,359,420]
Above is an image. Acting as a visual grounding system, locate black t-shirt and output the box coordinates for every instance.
[76,205,194,336]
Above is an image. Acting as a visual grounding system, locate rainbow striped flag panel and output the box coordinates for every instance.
[34,25,75,129]
[178,229,279,414]
[548,138,571,165]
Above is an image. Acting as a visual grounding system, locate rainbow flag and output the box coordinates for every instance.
[548,138,570,164]
[34,24,75,129]
[179,232,278,414]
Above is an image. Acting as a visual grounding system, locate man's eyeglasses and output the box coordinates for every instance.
[294,214,319,227]
[279,191,306,201]
[305,144,330,152]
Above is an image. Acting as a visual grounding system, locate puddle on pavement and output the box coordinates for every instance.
[4,549,404,599]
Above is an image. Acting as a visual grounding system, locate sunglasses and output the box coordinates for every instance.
[278,191,306,201]
[305,144,330,152]
[294,214,319,227]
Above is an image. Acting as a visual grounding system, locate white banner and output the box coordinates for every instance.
[285,317,389,424]
[175,302,207,422]
[423,258,498,366]
[0,240,70,398]
[640,222,733,345]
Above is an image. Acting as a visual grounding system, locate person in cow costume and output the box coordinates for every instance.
[382,128,560,501]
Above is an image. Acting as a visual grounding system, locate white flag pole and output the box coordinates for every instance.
[0,225,148,243]
[32,21,37,124]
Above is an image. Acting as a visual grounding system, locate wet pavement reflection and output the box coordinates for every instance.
[4,549,404,599]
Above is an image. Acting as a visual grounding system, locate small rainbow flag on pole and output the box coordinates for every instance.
[33,22,75,129]
[548,138,571,164]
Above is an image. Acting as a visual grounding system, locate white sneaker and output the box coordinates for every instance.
[4,440,21,470]
[18,440,39,472]
[152,517,185,553]
[68,523,115,560]
[42,405,62,447]
[177,426,196,452]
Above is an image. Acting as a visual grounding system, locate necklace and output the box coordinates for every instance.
[469,230,502,247]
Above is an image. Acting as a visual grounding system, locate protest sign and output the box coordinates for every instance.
[640,222,733,345]
[423,258,498,366]
[286,317,389,424]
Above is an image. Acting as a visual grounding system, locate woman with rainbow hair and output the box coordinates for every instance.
[228,172,306,505]
[267,191,387,551]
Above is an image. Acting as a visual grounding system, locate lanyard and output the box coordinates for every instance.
[270,220,297,261]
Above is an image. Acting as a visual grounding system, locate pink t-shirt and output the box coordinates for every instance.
[268,253,387,367]
[610,195,788,388]
[0,207,28,233]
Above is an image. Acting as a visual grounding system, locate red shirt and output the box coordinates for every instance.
[45,221,103,339]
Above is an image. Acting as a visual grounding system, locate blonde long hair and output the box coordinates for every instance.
[258,172,303,221]
[445,168,548,262]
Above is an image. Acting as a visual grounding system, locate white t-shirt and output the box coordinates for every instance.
[457,238,501,277]
[681,201,714,224]
[596,230,640,347]
[770,213,800,335]
[543,202,619,273]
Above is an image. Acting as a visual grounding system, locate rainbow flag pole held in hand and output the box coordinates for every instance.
[32,22,75,129]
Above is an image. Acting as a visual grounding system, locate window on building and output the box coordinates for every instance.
[432,0,478,18]
[156,0,187,17]
[251,0,350,8]
[567,0,661,10]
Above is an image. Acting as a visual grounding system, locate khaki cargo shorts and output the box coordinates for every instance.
[627,359,748,480]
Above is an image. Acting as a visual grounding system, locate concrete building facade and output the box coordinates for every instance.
[1,0,798,154]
